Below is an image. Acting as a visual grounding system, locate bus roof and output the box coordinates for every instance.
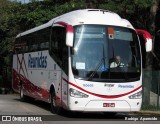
[16,9,134,38]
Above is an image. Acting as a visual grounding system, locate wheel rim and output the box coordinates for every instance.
[20,87,23,99]
[52,94,56,107]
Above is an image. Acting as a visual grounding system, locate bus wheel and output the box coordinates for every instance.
[20,85,26,102]
[50,91,62,114]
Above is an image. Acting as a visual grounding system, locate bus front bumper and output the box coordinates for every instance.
[68,100,141,112]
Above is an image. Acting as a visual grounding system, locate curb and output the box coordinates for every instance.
[134,111,160,116]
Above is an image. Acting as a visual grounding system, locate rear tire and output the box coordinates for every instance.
[20,85,26,102]
[50,91,62,114]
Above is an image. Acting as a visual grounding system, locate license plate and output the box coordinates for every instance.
[103,103,115,107]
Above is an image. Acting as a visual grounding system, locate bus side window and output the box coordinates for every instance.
[51,26,66,67]
[39,27,50,50]
[61,29,68,74]
[40,42,49,49]
[15,37,27,53]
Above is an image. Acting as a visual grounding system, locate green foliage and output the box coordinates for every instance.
[99,0,153,30]
[142,104,160,111]
[0,0,86,72]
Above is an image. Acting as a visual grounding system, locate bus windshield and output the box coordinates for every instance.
[71,25,141,82]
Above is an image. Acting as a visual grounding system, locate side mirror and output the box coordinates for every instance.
[136,29,152,52]
[66,25,74,47]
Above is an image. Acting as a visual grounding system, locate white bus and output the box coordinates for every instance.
[12,9,152,114]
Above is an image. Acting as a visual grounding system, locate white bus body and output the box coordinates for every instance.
[12,9,152,113]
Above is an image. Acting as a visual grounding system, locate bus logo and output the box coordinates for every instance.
[104,84,114,87]
[104,84,114,91]
[118,84,134,88]
[28,52,47,68]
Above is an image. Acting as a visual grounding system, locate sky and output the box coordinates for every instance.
[16,0,43,4]
[10,0,38,4]
[19,0,30,3]
[17,0,31,4]
[10,0,30,4]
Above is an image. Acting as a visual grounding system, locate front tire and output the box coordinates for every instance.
[50,91,62,114]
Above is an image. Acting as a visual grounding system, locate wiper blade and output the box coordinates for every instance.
[88,58,106,81]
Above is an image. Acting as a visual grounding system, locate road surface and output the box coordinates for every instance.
[0,94,159,124]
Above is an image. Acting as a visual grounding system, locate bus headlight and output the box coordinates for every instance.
[129,91,142,99]
[69,88,89,98]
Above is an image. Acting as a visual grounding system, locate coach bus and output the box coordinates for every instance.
[12,9,152,114]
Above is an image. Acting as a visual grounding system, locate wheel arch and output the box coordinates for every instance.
[49,83,56,103]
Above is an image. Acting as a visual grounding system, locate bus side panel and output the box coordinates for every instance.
[12,51,51,102]
[47,58,68,109]
[50,70,62,106]
[12,54,18,92]
[12,54,26,93]
[12,54,19,92]
[12,68,20,93]
[61,73,68,109]
[13,50,69,107]
[27,68,49,102]
[26,51,50,102]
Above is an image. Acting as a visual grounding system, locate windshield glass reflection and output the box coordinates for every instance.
[71,25,141,82]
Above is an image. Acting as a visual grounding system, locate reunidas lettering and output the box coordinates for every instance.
[28,52,47,68]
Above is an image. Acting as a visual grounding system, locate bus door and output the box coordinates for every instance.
[50,25,67,107]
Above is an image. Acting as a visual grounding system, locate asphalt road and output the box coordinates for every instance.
[0,94,160,124]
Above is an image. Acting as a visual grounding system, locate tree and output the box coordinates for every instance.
[153,0,160,69]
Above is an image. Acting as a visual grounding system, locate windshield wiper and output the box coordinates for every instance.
[88,57,106,81]
[88,44,106,81]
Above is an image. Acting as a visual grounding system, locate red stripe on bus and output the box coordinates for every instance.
[54,21,68,27]
[62,78,142,99]
[66,25,74,33]
[54,21,73,33]
[136,29,152,42]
